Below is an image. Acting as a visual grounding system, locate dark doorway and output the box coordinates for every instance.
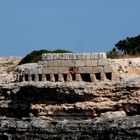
[63,74,67,82]
[38,74,42,81]
[31,74,35,81]
[81,74,91,82]
[95,73,101,80]
[105,72,112,80]
[25,74,29,81]
[46,74,50,81]
[54,74,58,82]
[71,74,76,81]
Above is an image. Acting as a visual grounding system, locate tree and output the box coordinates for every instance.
[115,35,140,55]
[18,49,72,65]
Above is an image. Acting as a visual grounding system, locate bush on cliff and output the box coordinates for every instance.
[107,47,119,59]
[18,49,72,65]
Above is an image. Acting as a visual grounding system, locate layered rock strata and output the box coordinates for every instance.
[0,80,140,139]
[0,115,139,140]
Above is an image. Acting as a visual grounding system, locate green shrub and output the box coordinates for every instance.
[107,51,119,59]
[18,49,72,65]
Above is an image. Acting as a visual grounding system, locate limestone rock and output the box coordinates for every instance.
[100,111,126,118]
[0,56,22,84]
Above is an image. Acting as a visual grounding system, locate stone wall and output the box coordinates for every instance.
[15,53,118,82]
[42,53,107,60]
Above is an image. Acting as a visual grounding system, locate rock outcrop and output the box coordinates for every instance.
[0,56,22,84]
[112,58,140,81]
[0,80,140,139]
[0,56,140,139]
[1,80,140,118]
[0,115,139,140]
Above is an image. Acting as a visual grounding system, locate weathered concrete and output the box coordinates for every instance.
[42,53,107,61]
[15,53,118,82]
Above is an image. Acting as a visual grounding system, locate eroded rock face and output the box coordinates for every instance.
[1,81,140,119]
[0,56,22,84]
[0,115,140,140]
[0,80,140,139]
[0,55,140,139]
[112,58,140,82]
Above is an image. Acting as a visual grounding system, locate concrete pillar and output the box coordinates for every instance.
[90,74,97,82]
[101,72,105,81]
[28,74,32,81]
[42,74,46,81]
[67,74,72,82]
[35,74,39,82]
[58,74,64,82]
[76,74,82,81]
[50,74,55,82]
[22,74,25,82]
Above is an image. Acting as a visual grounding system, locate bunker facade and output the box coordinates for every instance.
[15,53,118,82]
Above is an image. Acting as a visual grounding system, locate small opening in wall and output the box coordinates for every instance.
[54,74,58,82]
[46,74,50,81]
[71,74,76,81]
[63,74,67,82]
[81,74,91,82]
[38,74,42,81]
[105,72,112,80]
[25,74,29,81]
[95,73,101,80]
[19,75,23,82]
[31,74,35,81]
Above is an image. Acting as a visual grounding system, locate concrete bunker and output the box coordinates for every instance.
[15,53,118,83]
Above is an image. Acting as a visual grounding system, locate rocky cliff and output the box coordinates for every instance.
[0,80,140,139]
[0,115,139,140]
[0,56,140,139]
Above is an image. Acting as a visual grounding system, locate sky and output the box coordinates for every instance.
[0,0,140,56]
